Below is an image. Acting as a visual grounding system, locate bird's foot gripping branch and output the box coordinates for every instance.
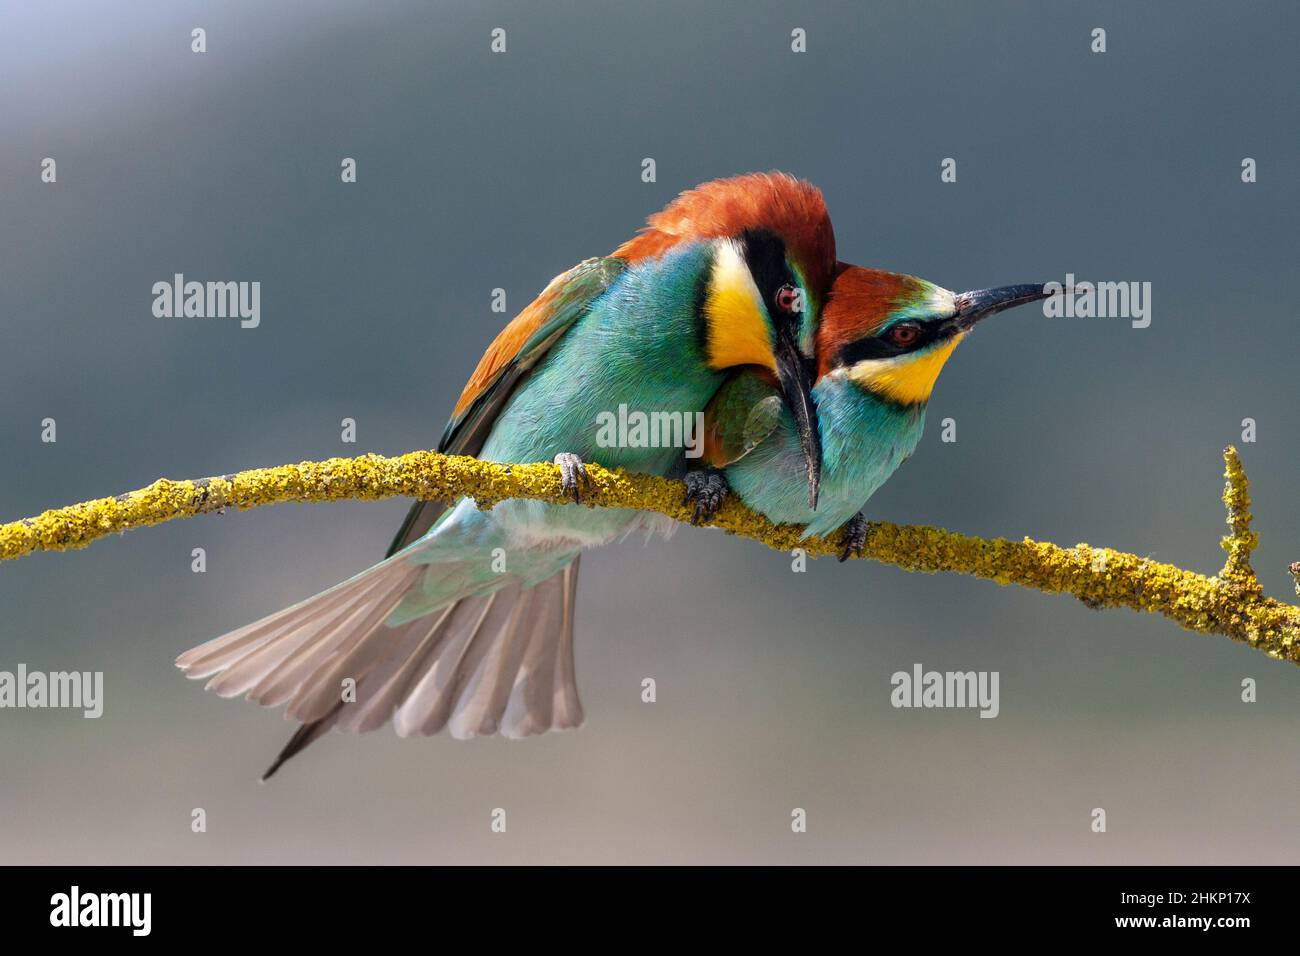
[1,446,1296,665]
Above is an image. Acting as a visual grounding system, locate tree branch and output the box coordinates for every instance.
[2,446,1297,664]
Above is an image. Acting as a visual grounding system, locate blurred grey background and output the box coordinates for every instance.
[1,0,1297,864]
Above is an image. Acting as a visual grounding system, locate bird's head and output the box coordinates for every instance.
[816,265,1053,405]
[615,172,836,507]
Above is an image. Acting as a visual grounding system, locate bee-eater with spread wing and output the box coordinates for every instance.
[700,266,1055,556]
[177,173,836,778]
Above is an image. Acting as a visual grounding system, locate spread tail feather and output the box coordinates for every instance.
[177,554,584,780]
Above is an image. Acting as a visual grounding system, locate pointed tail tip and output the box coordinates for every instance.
[258,713,336,782]
[260,738,302,782]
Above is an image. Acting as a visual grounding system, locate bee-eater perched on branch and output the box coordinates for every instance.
[178,172,836,778]
[702,268,1054,557]
[175,172,1053,779]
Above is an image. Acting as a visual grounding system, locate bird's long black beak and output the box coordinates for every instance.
[773,327,822,510]
[952,283,1057,331]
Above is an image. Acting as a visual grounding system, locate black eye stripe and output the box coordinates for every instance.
[835,322,941,366]
[739,229,798,315]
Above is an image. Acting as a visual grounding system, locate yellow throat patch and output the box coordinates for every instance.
[848,334,965,405]
[702,240,777,373]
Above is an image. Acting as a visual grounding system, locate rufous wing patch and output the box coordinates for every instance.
[450,258,622,422]
[453,279,563,419]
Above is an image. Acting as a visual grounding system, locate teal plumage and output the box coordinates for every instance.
[705,265,1055,551]
[388,243,727,625]
[175,173,839,777]
[173,170,1052,778]
[721,374,926,538]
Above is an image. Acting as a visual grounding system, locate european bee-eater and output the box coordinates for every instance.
[701,266,1054,556]
[177,172,837,778]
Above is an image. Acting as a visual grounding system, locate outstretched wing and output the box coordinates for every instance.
[699,370,785,468]
[386,256,627,556]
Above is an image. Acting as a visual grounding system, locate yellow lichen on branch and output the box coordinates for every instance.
[1219,445,1260,592]
[1,446,1297,665]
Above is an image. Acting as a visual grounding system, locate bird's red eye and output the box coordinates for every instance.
[888,323,921,347]
[774,284,802,313]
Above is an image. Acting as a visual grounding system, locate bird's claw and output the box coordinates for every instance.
[553,453,591,503]
[838,512,869,562]
[682,468,729,526]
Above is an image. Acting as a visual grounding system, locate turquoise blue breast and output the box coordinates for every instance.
[725,375,927,538]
